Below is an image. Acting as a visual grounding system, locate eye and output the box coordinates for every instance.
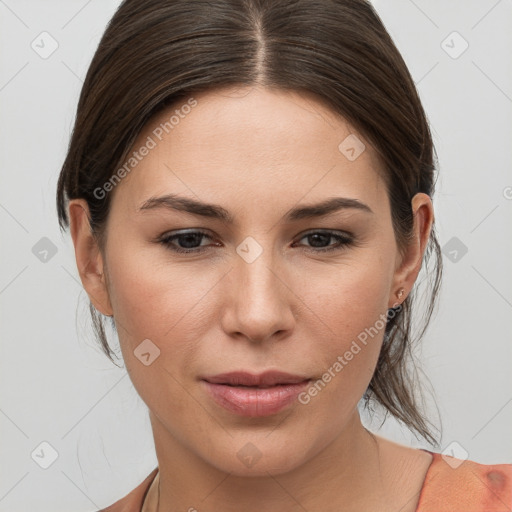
[157,229,354,255]
[158,229,215,254]
[293,230,354,253]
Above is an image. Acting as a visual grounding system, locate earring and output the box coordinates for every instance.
[397,288,405,300]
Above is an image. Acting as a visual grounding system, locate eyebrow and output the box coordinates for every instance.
[138,194,373,223]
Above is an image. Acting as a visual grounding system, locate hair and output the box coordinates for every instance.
[57,0,442,446]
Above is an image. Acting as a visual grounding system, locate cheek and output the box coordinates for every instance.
[103,247,212,422]
[105,241,215,342]
[103,240,232,402]
[300,249,392,338]
[292,255,393,410]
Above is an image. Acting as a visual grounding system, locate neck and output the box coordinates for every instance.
[149,410,388,512]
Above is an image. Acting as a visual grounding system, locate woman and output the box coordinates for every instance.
[56,0,511,510]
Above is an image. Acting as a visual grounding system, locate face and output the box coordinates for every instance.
[71,85,429,477]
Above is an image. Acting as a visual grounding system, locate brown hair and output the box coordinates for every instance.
[57,0,442,446]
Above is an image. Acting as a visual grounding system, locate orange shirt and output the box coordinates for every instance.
[416,451,512,511]
[99,450,512,511]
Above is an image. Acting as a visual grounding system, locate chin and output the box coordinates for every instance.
[199,430,315,478]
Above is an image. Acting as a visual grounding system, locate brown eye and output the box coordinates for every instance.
[159,230,213,254]
[295,230,354,253]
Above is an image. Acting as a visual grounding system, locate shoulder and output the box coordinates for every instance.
[416,451,512,512]
[98,467,158,512]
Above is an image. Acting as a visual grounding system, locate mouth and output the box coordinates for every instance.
[202,370,310,387]
[201,371,311,417]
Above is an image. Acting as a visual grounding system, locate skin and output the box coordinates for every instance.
[69,85,434,512]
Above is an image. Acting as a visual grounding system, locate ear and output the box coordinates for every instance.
[389,192,434,308]
[68,199,113,316]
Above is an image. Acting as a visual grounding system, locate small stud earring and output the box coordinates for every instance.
[397,288,405,300]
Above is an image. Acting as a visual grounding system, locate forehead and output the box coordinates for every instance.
[109,86,387,217]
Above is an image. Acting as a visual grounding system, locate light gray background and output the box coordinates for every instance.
[1,0,511,510]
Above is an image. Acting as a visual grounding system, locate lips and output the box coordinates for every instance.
[201,371,311,417]
[203,370,310,388]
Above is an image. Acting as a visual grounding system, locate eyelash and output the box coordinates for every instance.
[157,229,354,255]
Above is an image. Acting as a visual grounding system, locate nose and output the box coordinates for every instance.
[220,246,296,344]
